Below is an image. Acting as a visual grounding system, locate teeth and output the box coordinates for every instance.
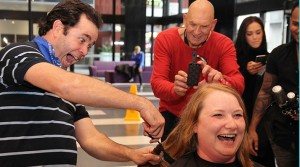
[220,134,235,138]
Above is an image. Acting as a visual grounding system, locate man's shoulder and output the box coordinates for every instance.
[272,41,293,52]
[1,41,39,54]
[269,41,294,57]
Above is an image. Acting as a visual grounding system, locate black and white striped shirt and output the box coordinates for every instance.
[0,42,89,166]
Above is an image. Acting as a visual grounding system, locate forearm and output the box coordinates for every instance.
[85,133,133,162]
[249,72,275,131]
[249,90,272,131]
[26,63,149,111]
[76,119,133,162]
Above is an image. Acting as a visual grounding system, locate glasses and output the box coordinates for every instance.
[66,54,82,62]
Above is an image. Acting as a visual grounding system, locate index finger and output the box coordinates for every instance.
[142,122,164,142]
[196,60,207,68]
[178,70,187,77]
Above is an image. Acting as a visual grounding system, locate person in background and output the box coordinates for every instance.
[162,83,253,167]
[235,16,268,121]
[130,45,145,88]
[0,0,164,166]
[248,2,299,167]
[235,16,275,167]
[151,0,244,144]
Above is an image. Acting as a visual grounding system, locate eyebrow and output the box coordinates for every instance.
[83,33,96,46]
[246,29,261,33]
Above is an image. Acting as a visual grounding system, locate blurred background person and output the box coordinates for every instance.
[235,16,268,121]
[130,45,145,89]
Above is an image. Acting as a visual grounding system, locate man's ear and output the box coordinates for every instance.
[52,20,64,34]
[210,18,217,31]
[183,13,188,27]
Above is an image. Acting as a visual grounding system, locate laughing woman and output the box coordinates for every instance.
[162,83,253,167]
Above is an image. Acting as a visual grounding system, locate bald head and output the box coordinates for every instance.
[187,0,214,21]
[182,0,216,48]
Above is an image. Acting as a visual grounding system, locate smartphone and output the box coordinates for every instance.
[255,55,267,65]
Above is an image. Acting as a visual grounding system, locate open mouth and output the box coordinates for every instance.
[66,53,78,61]
[217,134,236,142]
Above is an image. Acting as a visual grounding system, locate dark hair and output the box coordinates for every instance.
[235,16,268,57]
[291,1,298,13]
[38,0,103,36]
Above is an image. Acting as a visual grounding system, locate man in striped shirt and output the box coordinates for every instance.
[0,0,164,166]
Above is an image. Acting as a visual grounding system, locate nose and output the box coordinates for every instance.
[224,116,238,129]
[80,45,89,56]
[252,34,258,39]
[194,26,202,35]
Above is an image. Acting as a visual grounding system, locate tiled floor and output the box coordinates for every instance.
[76,83,160,167]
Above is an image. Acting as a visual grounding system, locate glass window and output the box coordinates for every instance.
[0,0,93,12]
[146,0,163,17]
[0,0,28,11]
[169,0,179,16]
[145,24,162,66]
[0,19,28,48]
[96,0,113,15]
[95,24,113,61]
[181,0,189,13]
[114,24,124,61]
[265,10,285,52]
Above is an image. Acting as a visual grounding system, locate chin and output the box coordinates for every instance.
[221,150,238,157]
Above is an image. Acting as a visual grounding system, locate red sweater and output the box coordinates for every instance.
[151,27,244,117]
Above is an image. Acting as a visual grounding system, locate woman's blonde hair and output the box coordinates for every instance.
[162,83,253,167]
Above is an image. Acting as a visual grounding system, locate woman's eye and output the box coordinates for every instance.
[213,114,222,117]
[234,113,243,118]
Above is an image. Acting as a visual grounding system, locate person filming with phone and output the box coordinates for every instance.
[235,16,274,167]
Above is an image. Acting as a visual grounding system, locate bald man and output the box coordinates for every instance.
[151,0,244,144]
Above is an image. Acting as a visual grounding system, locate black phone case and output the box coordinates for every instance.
[187,63,201,86]
[255,55,267,64]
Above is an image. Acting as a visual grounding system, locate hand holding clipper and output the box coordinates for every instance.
[187,50,205,86]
